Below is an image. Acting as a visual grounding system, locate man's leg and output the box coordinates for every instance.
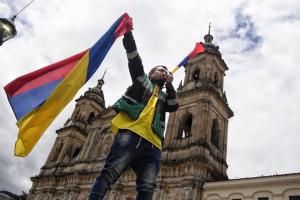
[132,144,161,200]
[88,131,141,200]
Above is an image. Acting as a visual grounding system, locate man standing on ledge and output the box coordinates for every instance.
[88,30,179,200]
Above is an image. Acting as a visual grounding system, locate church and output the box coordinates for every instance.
[27,30,300,200]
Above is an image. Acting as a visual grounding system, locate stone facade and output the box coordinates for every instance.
[203,173,300,200]
[27,32,234,200]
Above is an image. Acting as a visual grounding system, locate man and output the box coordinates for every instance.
[88,30,178,200]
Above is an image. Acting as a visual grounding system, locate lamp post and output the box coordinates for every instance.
[0,0,35,46]
[0,17,17,46]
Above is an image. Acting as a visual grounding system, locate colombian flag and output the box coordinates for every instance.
[171,42,205,73]
[4,13,132,157]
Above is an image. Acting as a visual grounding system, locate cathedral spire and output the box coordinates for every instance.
[204,22,214,43]
[97,68,107,89]
[75,69,107,109]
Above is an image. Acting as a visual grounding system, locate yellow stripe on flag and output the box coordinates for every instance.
[170,66,179,74]
[15,53,90,157]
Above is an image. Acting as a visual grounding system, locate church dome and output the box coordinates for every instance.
[203,23,222,58]
[83,79,105,108]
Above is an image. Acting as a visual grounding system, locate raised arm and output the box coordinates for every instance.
[123,31,145,82]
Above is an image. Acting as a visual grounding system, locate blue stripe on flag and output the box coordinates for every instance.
[9,79,62,120]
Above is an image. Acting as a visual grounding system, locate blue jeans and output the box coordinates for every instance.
[88,131,161,200]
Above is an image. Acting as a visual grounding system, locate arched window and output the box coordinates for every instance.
[213,72,219,86]
[177,113,193,139]
[193,69,200,81]
[88,112,96,123]
[211,119,220,148]
[72,147,81,159]
[63,146,72,161]
[102,144,110,155]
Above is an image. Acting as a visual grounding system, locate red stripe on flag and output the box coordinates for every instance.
[12,61,76,96]
[4,50,88,97]
[187,42,205,59]
[114,13,133,39]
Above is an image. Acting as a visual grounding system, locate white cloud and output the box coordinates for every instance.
[0,0,299,194]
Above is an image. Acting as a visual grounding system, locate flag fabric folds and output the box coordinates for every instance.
[4,13,132,157]
[171,42,205,73]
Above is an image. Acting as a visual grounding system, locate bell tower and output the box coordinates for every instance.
[44,72,107,166]
[160,26,233,198]
[29,72,110,199]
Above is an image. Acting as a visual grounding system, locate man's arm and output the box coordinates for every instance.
[123,31,145,82]
[165,79,179,112]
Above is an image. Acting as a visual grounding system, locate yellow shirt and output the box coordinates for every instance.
[111,84,162,150]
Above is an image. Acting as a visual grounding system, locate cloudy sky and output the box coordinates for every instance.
[0,0,300,195]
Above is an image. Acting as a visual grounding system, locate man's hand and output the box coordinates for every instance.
[165,71,173,84]
[126,20,133,31]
